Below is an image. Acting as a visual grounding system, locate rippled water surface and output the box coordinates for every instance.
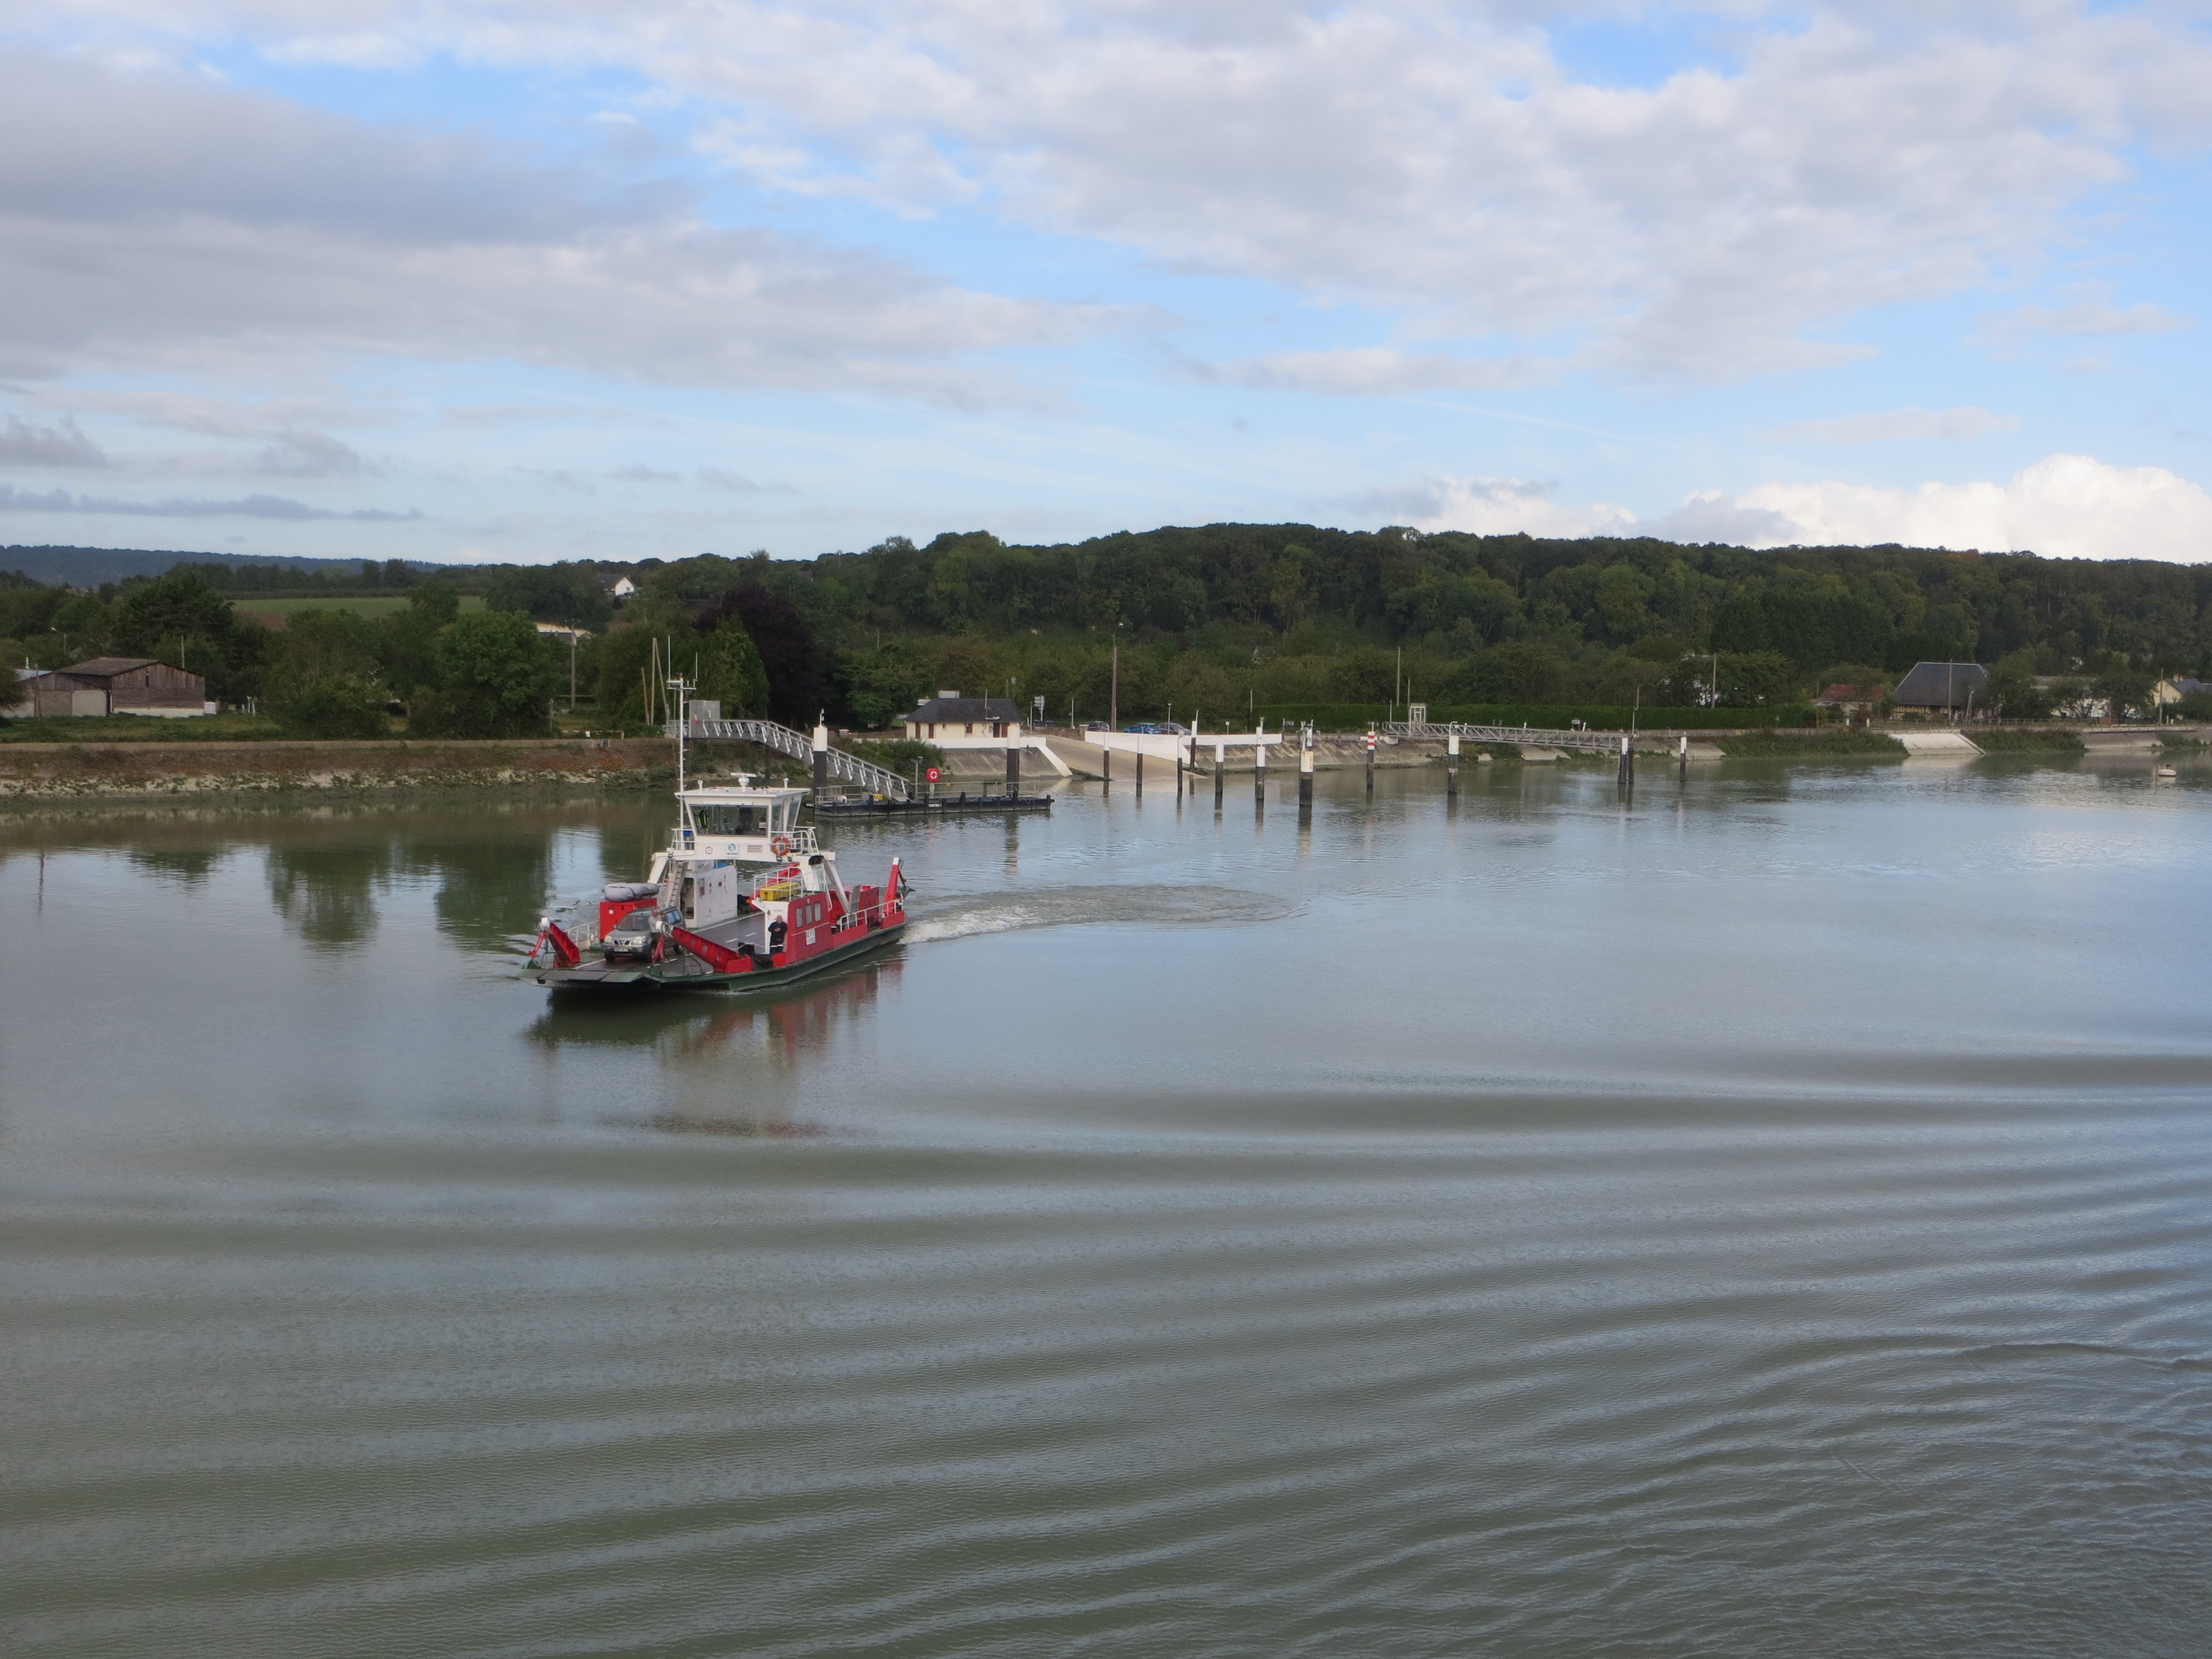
[7,757,2212,1657]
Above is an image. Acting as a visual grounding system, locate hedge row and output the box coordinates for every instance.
[1249,703,1812,732]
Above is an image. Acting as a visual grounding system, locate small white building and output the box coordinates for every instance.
[608,576,637,599]
[904,692,1023,743]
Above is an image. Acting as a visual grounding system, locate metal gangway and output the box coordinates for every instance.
[1381,718,1636,755]
[677,715,912,799]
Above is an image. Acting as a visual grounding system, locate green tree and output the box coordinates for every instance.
[278,675,390,739]
[111,567,234,656]
[2093,661,2156,720]
[375,580,460,703]
[412,611,557,737]
[484,563,611,630]
[265,609,389,735]
[695,611,770,717]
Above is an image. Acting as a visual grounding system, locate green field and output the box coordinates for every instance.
[230,595,487,619]
[0,712,291,742]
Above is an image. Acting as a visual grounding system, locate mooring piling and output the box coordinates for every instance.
[812,717,830,799]
[1616,734,1635,787]
[1214,740,1225,807]
[1006,741,1020,799]
[1255,730,1268,804]
[1678,733,1689,780]
[1298,728,1315,815]
[1136,749,1144,797]
[1364,730,1377,795]
[1446,730,1461,799]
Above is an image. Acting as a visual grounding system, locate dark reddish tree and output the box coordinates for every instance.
[697,582,821,726]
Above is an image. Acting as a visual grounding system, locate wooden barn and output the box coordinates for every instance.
[13,657,211,717]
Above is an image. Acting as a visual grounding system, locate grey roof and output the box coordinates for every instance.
[58,657,161,679]
[908,696,1020,723]
[1890,661,1989,708]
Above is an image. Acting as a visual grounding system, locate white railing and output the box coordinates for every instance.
[677,717,912,799]
[1381,719,1630,754]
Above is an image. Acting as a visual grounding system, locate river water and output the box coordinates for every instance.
[7,754,2212,1657]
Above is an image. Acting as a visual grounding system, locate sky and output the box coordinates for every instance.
[2,1,2211,566]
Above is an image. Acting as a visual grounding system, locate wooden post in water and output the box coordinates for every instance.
[1677,733,1689,780]
[1006,740,1020,799]
[1447,729,1461,799]
[1298,726,1315,815]
[1364,729,1377,795]
[1102,748,1111,791]
[1254,724,1267,804]
[812,717,830,799]
[1214,738,1225,807]
[1135,749,1144,797]
[1616,734,1633,787]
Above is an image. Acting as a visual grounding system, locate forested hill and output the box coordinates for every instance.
[9,524,2211,728]
[544,525,2211,727]
[1,544,454,588]
[767,526,2212,667]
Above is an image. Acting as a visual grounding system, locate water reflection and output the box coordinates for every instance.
[526,960,895,1062]
[524,963,897,1135]
[264,837,402,950]
[125,846,225,887]
[420,832,555,948]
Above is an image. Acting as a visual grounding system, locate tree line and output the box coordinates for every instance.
[7,524,2212,734]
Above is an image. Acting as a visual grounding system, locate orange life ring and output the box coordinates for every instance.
[770,833,793,857]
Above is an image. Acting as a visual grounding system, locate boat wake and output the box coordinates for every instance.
[905,883,1293,944]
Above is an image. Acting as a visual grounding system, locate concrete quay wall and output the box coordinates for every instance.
[0,736,670,801]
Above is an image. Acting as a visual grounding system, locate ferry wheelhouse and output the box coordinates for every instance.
[529,730,907,990]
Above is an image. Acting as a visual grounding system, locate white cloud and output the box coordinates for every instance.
[1763,406,2020,445]
[1660,454,2212,561]
[1356,453,2212,560]
[1352,475,1636,538]
[86,0,2202,382]
[0,49,1122,406]
[1978,299,2191,342]
[10,5,2212,394]
[0,484,419,520]
[0,415,106,467]
[1200,349,1555,396]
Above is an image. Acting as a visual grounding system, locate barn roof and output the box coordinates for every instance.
[59,657,161,678]
[1891,661,1989,709]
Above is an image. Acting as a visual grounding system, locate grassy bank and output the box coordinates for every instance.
[1717,729,1906,757]
[1974,728,2087,753]
[0,712,290,742]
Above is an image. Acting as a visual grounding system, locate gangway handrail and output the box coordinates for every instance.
[1380,719,1632,755]
[675,716,912,799]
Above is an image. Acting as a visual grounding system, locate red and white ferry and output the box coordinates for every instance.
[528,693,907,991]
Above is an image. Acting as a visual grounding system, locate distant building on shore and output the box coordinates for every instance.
[1889,661,1988,720]
[1813,681,1887,722]
[10,657,212,718]
[905,692,1024,742]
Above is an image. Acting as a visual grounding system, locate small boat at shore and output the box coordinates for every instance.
[528,684,907,992]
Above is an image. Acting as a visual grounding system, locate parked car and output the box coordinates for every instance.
[1080,720,1110,731]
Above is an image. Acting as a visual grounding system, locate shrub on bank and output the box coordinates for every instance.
[1974,728,2087,753]
[274,675,392,740]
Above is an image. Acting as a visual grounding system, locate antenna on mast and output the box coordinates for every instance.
[667,670,694,794]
